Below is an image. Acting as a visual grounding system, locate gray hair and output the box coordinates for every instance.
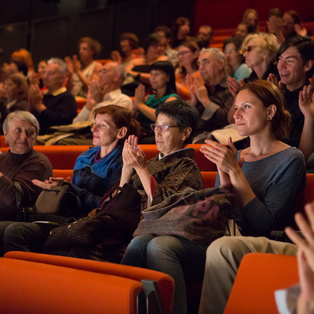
[199,48,226,63]
[47,58,67,76]
[113,63,127,85]
[3,111,40,135]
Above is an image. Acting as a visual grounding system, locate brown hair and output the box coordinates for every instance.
[178,39,200,75]
[93,105,139,145]
[78,37,101,58]
[4,73,28,101]
[237,80,291,139]
[120,33,139,50]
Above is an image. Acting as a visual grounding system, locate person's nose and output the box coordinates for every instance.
[233,108,241,120]
[20,130,28,140]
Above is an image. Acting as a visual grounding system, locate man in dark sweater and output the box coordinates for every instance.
[0,111,53,220]
[29,58,77,134]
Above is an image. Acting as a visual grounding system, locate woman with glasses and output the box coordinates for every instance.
[223,37,252,82]
[133,60,179,143]
[227,33,280,97]
[121,99,204,314]
[175,39,202,100]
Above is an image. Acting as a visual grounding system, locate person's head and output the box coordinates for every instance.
[197,25,214,44]
[120,33,139,53]
[223,37,244,72]
[92,105,139,148]
[142,33,163,60]
[241,33,280,70]
[98,61,126,90]
[235,23,249,42]
[154,25,172,49]
[173,17,190,40]
[43,58,67,92]
[152,99,199,154]
[3,73,28,102]
[234,80,290,139]
[78,37,101,60]
[242,9,258,31]
[198,48,225,85]
[178,39,200,74]
[8,60,28,76]
[277,35,314,91]
[11,49,34,72]
[268,8,283,19]
[3,111,39,154]
[37,60,47,79]
[149,61,176,95]
[283,10,300,38]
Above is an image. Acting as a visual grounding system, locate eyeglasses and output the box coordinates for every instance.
[150,124,179,132]
[224,49,237,55]
[178,50,192,57]
[246,45,256,53]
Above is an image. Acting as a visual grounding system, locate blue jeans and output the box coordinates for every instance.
[121,234,207,314]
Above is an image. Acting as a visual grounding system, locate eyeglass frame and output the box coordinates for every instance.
[150,124,180,132]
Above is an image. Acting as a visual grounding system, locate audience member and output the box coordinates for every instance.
[197,25,214,49]
[0,111,53,221]
[0,73,29,133]
[0,105,139,256]
[198,80,306,314]
[172,17,191,49]
[4,60,28,77]
[11,48,35,76]
[242,8,259,33]
[29,58,77,134]
[154,25,179,68]
[133,61,179,142]
[111,32,139,68]
[234,23,249,43]
[223,37,252,81]
[176,39,201,100]
[186,48,234,140]
[283,10,311,40]
[65,37,102,98]
[266,8,285,44]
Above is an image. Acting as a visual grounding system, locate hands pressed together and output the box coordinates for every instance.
[122,135,147,171]
[133,84,146,110]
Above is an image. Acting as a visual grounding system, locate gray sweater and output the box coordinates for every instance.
[216,147,306,236]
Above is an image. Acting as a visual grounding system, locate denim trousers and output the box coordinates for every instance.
[121,234,207,314]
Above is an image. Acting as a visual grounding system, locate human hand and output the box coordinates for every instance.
[0,83,5,102]
[32,177,64,190]
[227,77,243,97]
[186,74,197,106]
[133,84,146,110]
[72,55,81,73]
[267,73,283,92]
[299,85,314,119]
[65,56,74,74]
[28,72,40,86]
[90,80,106,103]
[194,76,210,104]
[295,24,307,36]
[122,135,147,170]
[28,84,43,109]
[200,137,243,175]
[111,50,122,63]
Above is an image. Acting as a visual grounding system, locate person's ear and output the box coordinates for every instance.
[117,126,127,139]
[181,127,192,141]
[304,60,314,74]
[267,104,277,120]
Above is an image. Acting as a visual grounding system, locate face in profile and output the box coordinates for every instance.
[5,118,36,154]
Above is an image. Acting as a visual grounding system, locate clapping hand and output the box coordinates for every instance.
[227,77,244,97]
[122,135,146,170]
[133,84,146,110]
[299,85,314,119]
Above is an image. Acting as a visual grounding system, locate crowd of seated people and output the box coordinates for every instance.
[0,7,313,313]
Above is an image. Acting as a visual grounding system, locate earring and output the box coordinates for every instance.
[267,116,272,121]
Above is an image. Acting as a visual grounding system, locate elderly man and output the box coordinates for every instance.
[0,111,52,220]
[29,58,77,134]
[186,48,233,141]
[197,25,214,49]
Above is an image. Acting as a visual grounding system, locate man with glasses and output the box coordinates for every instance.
[186,48,234,143]
[0,111,52,220]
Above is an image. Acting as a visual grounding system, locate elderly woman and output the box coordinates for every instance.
[121,100,204,313]
[0,105,139,256]
[0,111,53,221]
[198,80,306,314]
[227,33,280,97]
[0,73,29,133]
[223,37,252,82]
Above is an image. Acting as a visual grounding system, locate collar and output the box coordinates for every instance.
[103,89,122,101]
[44,87,67,96]
[206,75,228,93]
[158,147,194,160]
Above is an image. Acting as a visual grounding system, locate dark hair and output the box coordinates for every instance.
[120,32,139,50]
[277,35,314,78]
[237,80,291,139]
[223,37,245,64]
[178,39,200,75]
[150,60,177,95]
[268,8,283,19]
[142,33,162,53]
[172,17,190,40]
[93,105,140,146]
[155,99,199,143]
[78,37,101,58]
[11,60,28,76]
[154,25,172,40]
[285,10,301,25]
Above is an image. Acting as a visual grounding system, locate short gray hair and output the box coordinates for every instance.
[199,48,226,63]
[47,58,67,76]
[3,111,40,135]
[113,63,127,85]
